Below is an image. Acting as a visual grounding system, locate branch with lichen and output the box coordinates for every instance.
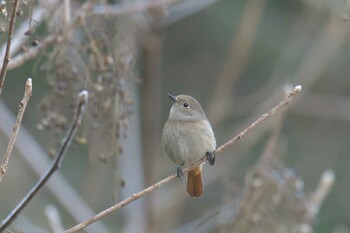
[64,85,302,233]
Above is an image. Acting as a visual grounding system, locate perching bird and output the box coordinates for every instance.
[162,94,216,197]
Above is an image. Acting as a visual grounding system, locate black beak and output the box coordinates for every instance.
[167,93,177,102]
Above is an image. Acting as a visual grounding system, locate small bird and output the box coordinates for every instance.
[162,94,216,197]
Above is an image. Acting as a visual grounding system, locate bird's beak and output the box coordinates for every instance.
[167,93,177,102]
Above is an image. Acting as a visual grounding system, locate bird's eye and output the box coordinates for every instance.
[182,102,190,108]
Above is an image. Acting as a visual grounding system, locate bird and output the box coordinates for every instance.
[162,94,216,197]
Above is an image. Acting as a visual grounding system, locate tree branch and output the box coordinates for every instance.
[6,0,182,71]
[214,85,301,154]
[0,0,20,95]
[0,78,32,183]
[64,85,302,233]
[0,90,89,232]
[6,0,95,71]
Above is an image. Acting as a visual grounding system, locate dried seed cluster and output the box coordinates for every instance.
[38,6,137,162]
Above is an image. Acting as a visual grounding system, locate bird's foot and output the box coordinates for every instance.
[206,151,215,166]
[177,163,184,181]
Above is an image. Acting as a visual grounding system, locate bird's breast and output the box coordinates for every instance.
[162,120,216,165]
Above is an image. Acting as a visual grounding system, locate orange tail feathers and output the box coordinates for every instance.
[187,166,203,198]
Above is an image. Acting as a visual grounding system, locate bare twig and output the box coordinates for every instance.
[0,0,20,95]
[252,85,292,163]
[7,0,181,71]
[65,172,179,233]
[7,33,57,70]
[214,85,301,154]
[64,85,302,233]
[7,0,94,71]
[0,78,32,183]
[0,0,61,62]
[0,100,110,233]
[0,90,89,232]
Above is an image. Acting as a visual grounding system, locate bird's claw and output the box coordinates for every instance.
[206,151,215,166]
[177,164,184,181]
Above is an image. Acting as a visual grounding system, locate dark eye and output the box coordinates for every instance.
[182,102,190,108]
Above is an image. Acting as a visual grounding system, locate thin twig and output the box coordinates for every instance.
[259,85,292,162]
[64,85,302,233]
[65,173,178,233]
[7,0,181,71]
[214,85,301,154]
[0,100,110,233]
[0,90,89,232]
[7,34,57,70]
[0,0,20,95]
[7,0,94,71]
[0,5,45,61]
[0,78,32,183]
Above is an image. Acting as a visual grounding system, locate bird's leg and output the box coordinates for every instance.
[177,162,184,181]
[206,151,215,166]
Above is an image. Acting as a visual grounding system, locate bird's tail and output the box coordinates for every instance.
[187,166,203,197]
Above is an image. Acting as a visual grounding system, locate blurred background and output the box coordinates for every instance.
[0,0,349,232]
